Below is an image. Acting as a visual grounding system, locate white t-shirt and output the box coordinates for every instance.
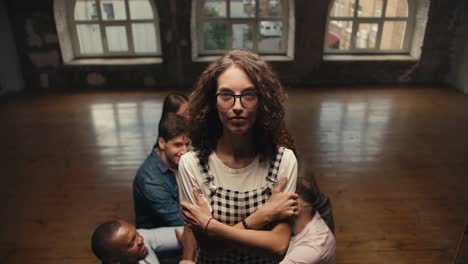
[280,213,336,264]
[177,148,297,210]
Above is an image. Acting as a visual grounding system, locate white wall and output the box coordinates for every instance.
[0,0,24,95]
[450,1,468,94]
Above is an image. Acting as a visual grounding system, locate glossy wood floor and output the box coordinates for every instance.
[1,86,467,264]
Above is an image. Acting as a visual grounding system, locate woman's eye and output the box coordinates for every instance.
[221,93,233,100]
[242,93,257,100]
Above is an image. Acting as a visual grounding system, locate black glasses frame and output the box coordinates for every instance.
[215,92,259,109]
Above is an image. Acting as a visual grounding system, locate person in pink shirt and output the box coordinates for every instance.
[280,178,336,264]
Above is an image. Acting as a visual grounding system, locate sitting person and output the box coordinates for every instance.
[296,156,335,233]
[161,92,189,119]
[150,92,189,154]
[91,219,184,264]
[133,113,190,229]
[133,113,190,259]
[280,177,336,264]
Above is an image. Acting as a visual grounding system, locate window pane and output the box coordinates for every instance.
[101,0,127,20]
[357,0,383,17]
[330,0,354,17]
[203,0,226,18]
[203,22,227,50]
[259,0,284,18]
[327,20,353,50]
[105,26,128,52]
[230,0,255,18]
[381,21,406,50]
[356,23,378,49]
[258,21,284,52]
[132,23,158,53]
[232,24,253,49]
[129,0,154,19]
[75,0,98,21]
[77,24,103,54]
[385,0,408,17]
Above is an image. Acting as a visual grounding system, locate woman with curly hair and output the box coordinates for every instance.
[177,49,299,264]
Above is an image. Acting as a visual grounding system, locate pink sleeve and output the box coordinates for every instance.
[280,244,321,264]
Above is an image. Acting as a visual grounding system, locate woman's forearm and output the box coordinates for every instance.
[206,221,291,259]
[230,206,273,230]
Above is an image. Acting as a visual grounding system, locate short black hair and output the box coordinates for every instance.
[91,220,122,262]
[157,113,187,148]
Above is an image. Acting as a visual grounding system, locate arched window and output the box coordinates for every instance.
[324,0,427,55]
[192,0,295,59]
[55,0,161,62]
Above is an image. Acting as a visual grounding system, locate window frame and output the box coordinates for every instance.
[324,0,416,55]
[68,0,162,58]
[194,0,293,57]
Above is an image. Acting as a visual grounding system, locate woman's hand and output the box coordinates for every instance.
[181,188,213,233]
[259,177,299,223]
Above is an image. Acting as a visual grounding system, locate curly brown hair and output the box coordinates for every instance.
[188,49,295,165]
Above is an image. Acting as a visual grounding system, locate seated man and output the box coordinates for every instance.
[133,113,190,229]
[91,219,184,264]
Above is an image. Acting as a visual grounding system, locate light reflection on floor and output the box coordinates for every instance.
[318,98,392,163]
[90,101,162,170]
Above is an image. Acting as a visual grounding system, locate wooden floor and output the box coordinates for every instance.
[1,86,467,264]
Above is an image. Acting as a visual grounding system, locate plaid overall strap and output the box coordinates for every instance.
[198,157,217,197]
[265,146,286,186]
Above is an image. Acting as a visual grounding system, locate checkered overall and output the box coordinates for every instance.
[196,147,285,264]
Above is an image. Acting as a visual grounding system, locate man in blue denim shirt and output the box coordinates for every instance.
[133,113,190,229]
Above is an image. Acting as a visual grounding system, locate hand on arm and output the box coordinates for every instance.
[235,177,299,230]
[181,183,296,259]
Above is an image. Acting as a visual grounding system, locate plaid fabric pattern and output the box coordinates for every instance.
[196,147,285,264]
[266,147,285,184]
[211,187,272,225]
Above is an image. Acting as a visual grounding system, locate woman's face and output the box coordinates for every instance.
[216,65,258,136]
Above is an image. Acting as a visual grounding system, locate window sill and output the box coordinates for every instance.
[66,57,163,65]
[323,54,419,62]
[193,55,294,62]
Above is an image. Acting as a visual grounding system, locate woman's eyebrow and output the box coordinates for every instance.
[217,87,256,92]
[217,87,233,92]
[242,87,256,92]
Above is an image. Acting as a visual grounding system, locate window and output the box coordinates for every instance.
[65,0,161,59]
[325,0,416,54]
[192,0,294,58]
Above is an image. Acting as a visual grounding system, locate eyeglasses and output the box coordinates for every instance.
[216,91,259,109]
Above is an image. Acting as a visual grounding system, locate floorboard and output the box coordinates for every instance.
[0,86,467,263]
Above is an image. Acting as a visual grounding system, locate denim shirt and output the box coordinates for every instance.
[133,150,183,229]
